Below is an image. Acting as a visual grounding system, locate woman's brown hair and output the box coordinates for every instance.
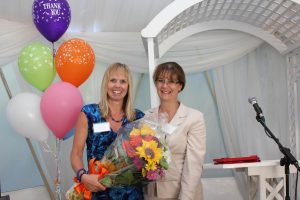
[153,61,186,91]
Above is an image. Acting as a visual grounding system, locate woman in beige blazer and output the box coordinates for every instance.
[144,62,206,200]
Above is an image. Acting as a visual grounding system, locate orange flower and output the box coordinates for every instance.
[122,140,137,157]
[130,135,143,147]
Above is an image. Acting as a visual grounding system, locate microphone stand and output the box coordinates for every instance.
[256,115,300,200]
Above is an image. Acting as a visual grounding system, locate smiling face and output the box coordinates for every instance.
[155,72,182,102]
[107,68,129,102]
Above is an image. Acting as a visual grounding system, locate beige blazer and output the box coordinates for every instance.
[144,103,206,200]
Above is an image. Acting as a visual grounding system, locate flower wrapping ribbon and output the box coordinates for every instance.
[73,158,109,200]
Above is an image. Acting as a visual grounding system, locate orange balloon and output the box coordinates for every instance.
[55,38,95,87]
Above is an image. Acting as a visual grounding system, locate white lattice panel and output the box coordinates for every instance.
[155,0,300,53]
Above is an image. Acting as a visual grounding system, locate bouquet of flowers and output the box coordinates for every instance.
[66,115,171,200]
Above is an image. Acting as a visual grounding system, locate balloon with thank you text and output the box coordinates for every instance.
[55,38,95,87]
[40,82,83,139]
[6,93,49,141]
[18,42,56,91]
[32,0,71,42]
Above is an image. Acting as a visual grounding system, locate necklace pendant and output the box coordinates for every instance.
[110,114,124,123]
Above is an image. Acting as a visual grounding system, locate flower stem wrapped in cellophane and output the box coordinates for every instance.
[66,113,172,200]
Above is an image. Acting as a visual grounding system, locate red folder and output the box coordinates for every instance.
[213,155,260,164]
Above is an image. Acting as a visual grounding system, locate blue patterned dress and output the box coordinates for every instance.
[82,104,145,200]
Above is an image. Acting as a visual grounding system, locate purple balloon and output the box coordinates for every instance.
[32,0,71,42]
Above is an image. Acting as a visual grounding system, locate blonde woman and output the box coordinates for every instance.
[71,63,144,200]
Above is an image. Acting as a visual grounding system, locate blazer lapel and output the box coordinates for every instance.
[146,103,188,126]
[170,103,188,126]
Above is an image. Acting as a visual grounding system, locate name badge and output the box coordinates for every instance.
[162,123,177,135]
[93,122,110,133]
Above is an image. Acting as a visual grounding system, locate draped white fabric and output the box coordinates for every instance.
[64,30,264,73]
[62,32,148,73]
[0,19,263,74]
[0,19,40,66]
[160,30,264,73]
[212,43,288,198]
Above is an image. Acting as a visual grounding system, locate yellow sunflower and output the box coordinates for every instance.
[136,140,162,164]
[140,124,156,136]
[145,161,157,171]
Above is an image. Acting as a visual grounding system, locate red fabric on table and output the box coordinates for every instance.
[213,155,260,164]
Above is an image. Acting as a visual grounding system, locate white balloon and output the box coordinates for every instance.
[6,92,49,141]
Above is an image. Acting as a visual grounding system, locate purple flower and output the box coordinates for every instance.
[146,170,159,180]
[133,157,144,170]
[159,168,165,177]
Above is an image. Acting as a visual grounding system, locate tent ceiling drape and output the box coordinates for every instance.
[0,0,173,32]
[1,19,263,73]
[2,0,300,68]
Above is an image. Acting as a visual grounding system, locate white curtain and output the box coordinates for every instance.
[212,43,288,198]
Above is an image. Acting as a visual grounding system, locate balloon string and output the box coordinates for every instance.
[40,140,62,199]
[41,141,57,159]
[52,42,56,56]
[41,140,65,199]
[52,42,56,74]
[55,138,62,200]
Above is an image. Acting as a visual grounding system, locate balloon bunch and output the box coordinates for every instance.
[8,0,96,141]
[37,37,95,140]
[6,0,96,199]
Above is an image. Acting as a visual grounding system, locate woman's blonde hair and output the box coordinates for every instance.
[100,62,136,121]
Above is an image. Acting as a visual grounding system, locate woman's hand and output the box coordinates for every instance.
[81,174,107,192]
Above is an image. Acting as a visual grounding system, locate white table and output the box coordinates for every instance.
[203,160,298,200]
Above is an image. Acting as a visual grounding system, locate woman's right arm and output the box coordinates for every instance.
[70,112,106,192]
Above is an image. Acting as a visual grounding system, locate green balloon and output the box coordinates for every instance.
[18,42,56,91]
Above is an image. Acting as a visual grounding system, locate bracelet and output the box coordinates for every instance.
[76,168,87,182]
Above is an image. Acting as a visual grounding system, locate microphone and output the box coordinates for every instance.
[248,97,265,122]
